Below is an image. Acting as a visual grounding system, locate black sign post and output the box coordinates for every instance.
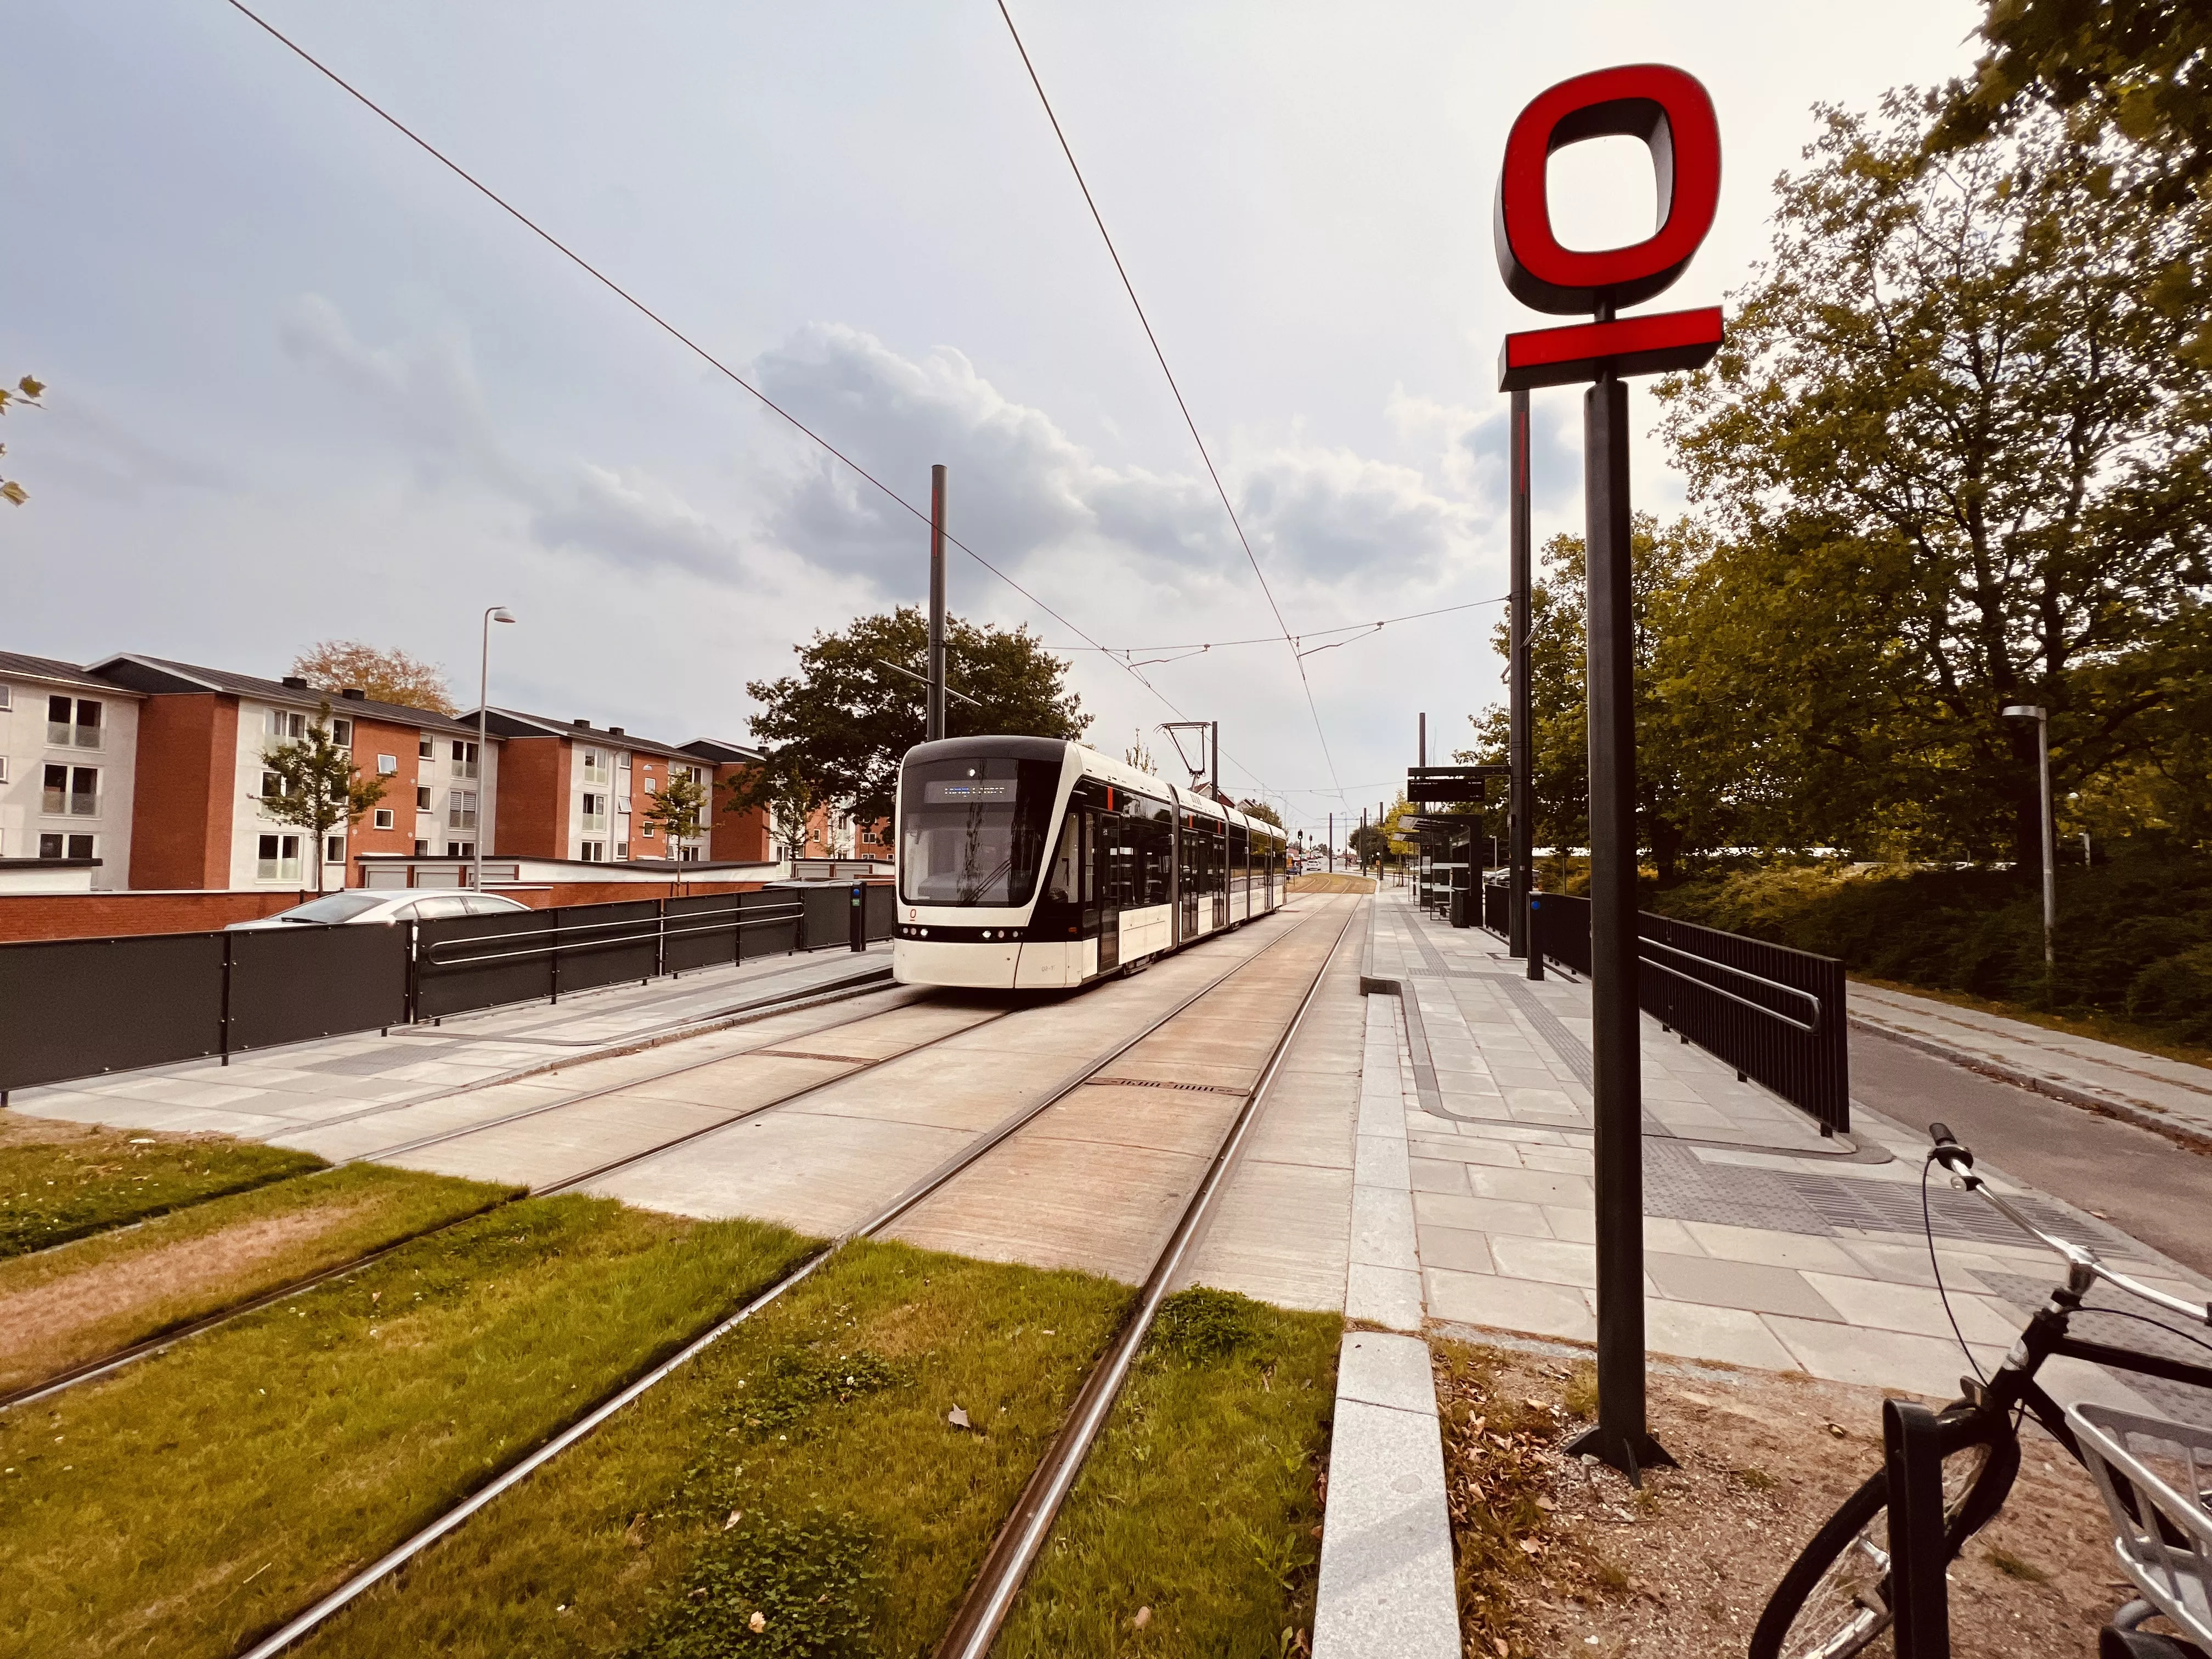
[1509,389,1533,965]
[1495,64,1725,1481]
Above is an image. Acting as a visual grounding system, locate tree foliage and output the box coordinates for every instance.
[1,375,45,508]
[1652,96,2212,865]
[290,641,456,714]
[256,705,388,894]
[733,607,1090,826]
[641,771,708,849]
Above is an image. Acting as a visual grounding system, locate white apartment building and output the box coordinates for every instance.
[0,653,142,889]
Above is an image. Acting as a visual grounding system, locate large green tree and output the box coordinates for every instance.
[732,607,1090,827]
[1654,96,2212,866]
[1465,516,1731,883]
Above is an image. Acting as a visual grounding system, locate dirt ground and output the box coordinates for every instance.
[1432,1333,2162,1658]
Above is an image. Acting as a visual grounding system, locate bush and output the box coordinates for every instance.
[1649,843,2212,1047]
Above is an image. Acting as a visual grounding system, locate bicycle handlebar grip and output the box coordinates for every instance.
[1929,1121,1957,1147]
[1927,1122,1974,1169]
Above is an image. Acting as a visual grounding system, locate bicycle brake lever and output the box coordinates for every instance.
[1927,1121,1976,1172]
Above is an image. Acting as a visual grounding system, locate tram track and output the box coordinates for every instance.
[0,968,927,1412]
[225,899,1348,1659]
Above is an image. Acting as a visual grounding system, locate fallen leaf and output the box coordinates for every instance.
[1133,1606,1152,1630]
[724,1510,742,1531]
[1518,1538,1543,1555]
[1494,1641,1508,1657]
[748,1610,766,1633]
[1825,1423,1847,1439]
[948,1406,973,1430]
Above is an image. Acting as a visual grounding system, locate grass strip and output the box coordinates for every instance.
[0,1195,813,1659]
[0,1162,516,1398]
[280,1239,1133,1658]
[996,1287,1340,1657]
[0,1111,325,1259]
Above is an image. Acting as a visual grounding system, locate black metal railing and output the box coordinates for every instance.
[0,882,895,1096]
[1528,890,1849,1133]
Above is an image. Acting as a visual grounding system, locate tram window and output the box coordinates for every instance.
[899,757,1062,906]
[1045,814,1082,903]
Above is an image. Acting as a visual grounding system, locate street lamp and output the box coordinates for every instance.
[477,607,516,891]
[2001,704,2055,967]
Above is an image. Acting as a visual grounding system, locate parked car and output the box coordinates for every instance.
[225,890,533,930]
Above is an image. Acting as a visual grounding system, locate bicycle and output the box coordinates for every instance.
[1750,1122,2212,1659]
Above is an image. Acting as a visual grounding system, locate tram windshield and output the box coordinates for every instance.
[899,757,1063,907]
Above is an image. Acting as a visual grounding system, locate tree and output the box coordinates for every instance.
[732,607,1090,826]
[256,704,387,895]
[1464,516,1733,884]
[1654,96,2212,868]
[1238,800,1283,829]
[1934,1,2212,205]
[291,641,456,713]
[1,375,45,507]
[760,780,817,865]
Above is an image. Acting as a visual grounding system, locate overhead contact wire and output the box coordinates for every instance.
[219,0,1275,802]
[994,0,1345,801]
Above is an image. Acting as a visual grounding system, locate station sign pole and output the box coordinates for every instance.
[1495,63,1724,1481]
[1509,388,1533,961]
[928,464,949,744]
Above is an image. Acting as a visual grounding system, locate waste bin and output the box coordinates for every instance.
[1449,888,1472,929]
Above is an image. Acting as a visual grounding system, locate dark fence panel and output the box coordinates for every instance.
[1528,891,1847,1132]
[553,900,661,994]
[864,883,895,941]
[0,931,228,1091]
[663,892,742,972]
[415,909,550,1020]
[229,925,408,1053]
[1482,880,1510,935]
[741,889,803,962]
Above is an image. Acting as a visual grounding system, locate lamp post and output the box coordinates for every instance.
[2002,704,2056,968]
[476,607,516,891]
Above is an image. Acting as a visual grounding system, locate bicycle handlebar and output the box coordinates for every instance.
[1923,1124,2211,1329]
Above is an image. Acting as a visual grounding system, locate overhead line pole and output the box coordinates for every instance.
[1509,389,1533,960]
[928,465,949,744]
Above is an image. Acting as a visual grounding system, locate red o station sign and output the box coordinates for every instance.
[1494,64,1724,390]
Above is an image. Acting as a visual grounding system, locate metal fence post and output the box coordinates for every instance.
[849,883,865,952]
[656,897,668,983]
[1883,1399,1952,1658]
[219,931,235,1066]
[1526,895,1544,982]
[405,920,420,1025]
[549,910,561,1006]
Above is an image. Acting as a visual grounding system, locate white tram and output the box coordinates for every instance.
[891,736,1289,990]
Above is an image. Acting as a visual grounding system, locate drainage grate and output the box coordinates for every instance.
[1089,1076,1250,1097]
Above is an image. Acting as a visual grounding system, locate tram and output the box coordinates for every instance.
[891,735,1289,990]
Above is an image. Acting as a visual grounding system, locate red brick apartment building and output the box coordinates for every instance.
[0,651,782,938]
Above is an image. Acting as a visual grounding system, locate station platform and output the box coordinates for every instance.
[6,943,896,1143]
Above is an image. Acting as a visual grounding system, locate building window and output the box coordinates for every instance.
[640,822,656,838]
[642,776,657,794]
[448,791,478,831]
[0,757,8,784]
[257,833,302,882]
[0,685,10,709]
[580,840,605,862]
[680,845,701,863]
[416,785,432,812]
[48,696,103,749]
[582,749,611,787]
[450,740,479,780]
[373,808,395,830]
[38,834,94,860]
[44,765,99,815]
[419,735,435,760]
[261,770,287,800]
[266,708,307,742]
[445,841,475,859]
[413,838,430,856]
[615,840,630,860]
[325,835,345,864]
[580,792,608,834]
[330,718,352,749]
[375,753,398,775]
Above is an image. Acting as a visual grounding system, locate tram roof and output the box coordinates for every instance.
[898,735,1280,836]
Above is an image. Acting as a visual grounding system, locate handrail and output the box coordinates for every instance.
[424,897,799,953]
[1637,935,1824,1032]
[422,904,805,969]
[1637,953,1819,1036]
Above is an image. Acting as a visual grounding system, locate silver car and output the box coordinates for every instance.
[225,890,534,930]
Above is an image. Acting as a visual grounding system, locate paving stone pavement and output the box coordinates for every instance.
[4,943,896,1143]
[1363,885,2212,1421]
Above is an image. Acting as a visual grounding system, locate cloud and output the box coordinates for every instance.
[528,464,752,583]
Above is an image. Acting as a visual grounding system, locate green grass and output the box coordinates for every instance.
[0,1113,325,1259]
[284,1239,1133,1658]
[0,1195,814,1659]
[995,1287,1341,1658]
[0,1162,516,1397]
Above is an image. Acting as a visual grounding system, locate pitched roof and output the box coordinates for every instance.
[87,654,482,734]
[0,651,142,696]
[474,707,702,762]
[680,736,766,765]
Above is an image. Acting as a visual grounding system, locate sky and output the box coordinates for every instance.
[1,1,1986,845]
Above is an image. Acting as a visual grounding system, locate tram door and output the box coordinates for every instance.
[1175,811,1197,943]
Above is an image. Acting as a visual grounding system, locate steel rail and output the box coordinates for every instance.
[0,970,911,1411]
[228,902,1330,1659]
[1637,935,1824,1031]
[932,900,1359,1657]
[1637,953,1820,1035]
